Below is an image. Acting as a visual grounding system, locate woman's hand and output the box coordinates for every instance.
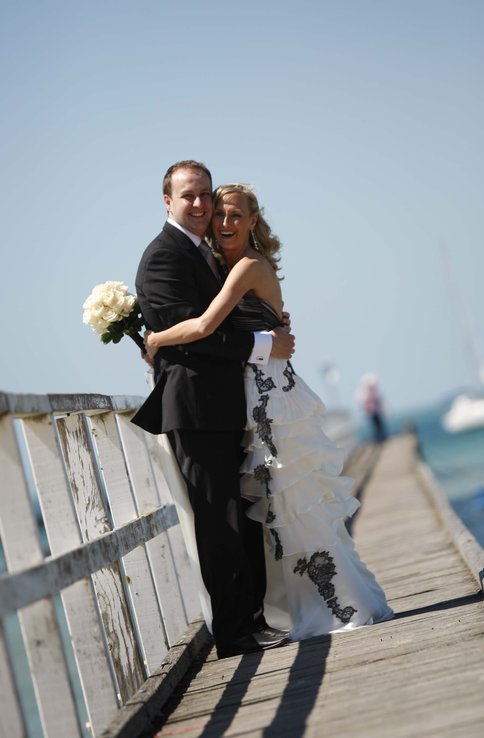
[281,310,291,332]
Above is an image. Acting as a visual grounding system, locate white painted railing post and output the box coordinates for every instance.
[21,407,122,736]
[0,409,81,738]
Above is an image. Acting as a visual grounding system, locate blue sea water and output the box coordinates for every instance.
[383,403,484,548]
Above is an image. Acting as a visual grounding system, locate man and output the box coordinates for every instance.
[132,160,295,658]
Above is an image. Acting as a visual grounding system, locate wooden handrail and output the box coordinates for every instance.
[0,505,178,617]
[0,393,202,738]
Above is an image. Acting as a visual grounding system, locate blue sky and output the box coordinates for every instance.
[1,0,483,415]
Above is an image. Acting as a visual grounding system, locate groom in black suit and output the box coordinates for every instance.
[133,160,294,658]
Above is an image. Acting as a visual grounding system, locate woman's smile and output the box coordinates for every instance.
[212,192,257,254]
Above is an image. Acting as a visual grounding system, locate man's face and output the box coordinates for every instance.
[164,167,213,238]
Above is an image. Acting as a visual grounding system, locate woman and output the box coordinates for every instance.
[145,184,393,640]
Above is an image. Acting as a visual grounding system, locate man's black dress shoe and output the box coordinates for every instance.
[253,614,290,638]
[217,628,289,659]
[256,624,290,639]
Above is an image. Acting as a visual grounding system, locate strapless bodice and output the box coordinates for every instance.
[229,294,282,332]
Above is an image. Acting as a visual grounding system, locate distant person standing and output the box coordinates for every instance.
[358,373,388,443]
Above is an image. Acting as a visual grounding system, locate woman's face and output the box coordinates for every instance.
[212,192,257,254]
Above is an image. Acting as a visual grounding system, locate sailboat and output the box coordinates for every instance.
[442,391,484,432]
[440,245,484,433]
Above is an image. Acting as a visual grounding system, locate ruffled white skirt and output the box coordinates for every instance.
[241,359,393,641]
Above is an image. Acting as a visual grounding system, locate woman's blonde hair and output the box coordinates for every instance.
[211,183,283,276]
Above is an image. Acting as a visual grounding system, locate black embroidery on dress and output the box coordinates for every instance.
[252,394,278,457]
[254,464,272,497]
[247,357,282,558]
[263,501,283,559]
[282,361,296,392]
[293,551,357,624]
[254,465,282,558]
[249,363,277,393]
[265,507,276,524]
[269,528,283,560]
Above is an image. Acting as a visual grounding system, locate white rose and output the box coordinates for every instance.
[101,288,114,304]
[101,308,119,322]
[93,319,109,334]
[107,280,125,291]
[83,294,98,310]
[83,305,105,332]
[91,285,106,301]
[83,305,101,324]
[119,294,136,316]
[105,291,126,312]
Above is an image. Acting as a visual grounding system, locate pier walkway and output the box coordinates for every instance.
[147,435,484,738]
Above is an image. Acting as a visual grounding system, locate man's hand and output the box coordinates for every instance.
[270,327,295,359]
[142,330,155,366]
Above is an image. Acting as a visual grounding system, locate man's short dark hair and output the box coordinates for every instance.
[163,160,212,197]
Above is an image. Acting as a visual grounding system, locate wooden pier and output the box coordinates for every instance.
[1,393,483,738]
[147,435,484,738]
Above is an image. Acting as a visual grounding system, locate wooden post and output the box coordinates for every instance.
[0,414,80,737]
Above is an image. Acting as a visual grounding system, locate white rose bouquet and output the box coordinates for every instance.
[83,281,145,350]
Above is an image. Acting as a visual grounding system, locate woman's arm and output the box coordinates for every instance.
[139,239,254,362]
[146,257,259,355]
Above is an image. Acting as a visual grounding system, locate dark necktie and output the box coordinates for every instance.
[199,240,221,283]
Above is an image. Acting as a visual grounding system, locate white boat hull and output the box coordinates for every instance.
[442,394,484,432]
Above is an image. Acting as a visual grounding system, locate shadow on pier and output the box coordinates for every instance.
[145,435,484,738]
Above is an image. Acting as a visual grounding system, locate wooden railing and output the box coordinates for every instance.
[0,393,203,738]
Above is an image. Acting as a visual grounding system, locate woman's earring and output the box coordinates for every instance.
[250,229,260,251]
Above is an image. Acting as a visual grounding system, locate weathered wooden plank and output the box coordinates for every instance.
[0,392,8,415]
[0,420,43,573]
[115,414,194,644]
[0,393,142,418]
[48,393,113,414]
[89,411,170,672]
[0,392,52,416]
[110,396,145,413]
[416,461,484,589]
[101,621,211,738]
[0,415,80,737]
[0,622,26,738]
[146,431,206,623]
[21,414,122,734]
[21,600,85,737]
[49,394,140,416]
[150,436,484,738]
[0,505,178,616]
[56,413,145,704]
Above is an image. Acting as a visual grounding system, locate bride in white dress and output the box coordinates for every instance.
[145,183,393,641]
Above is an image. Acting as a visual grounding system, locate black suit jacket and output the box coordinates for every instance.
[132,222,255,434]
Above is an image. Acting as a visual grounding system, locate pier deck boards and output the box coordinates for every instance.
[149,436,484,738]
